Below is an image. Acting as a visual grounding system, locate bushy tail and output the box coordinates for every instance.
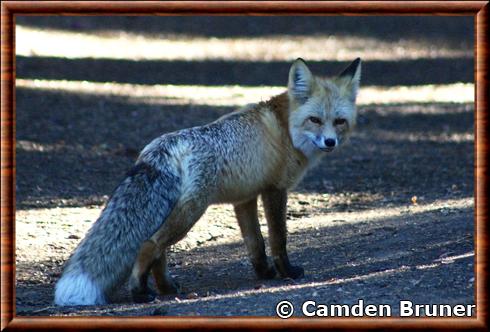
[55,161,181,306]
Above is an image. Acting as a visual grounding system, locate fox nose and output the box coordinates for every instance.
[324,138,336,147]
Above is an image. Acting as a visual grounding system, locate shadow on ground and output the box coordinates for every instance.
[16,87,473,210]
[17,56,474,87]
[16,16,473,46]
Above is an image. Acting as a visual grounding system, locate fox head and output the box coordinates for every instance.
[287,58,361,160]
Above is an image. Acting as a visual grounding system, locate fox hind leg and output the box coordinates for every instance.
[128,240,159,303]
[128,197,207,302]
[151,251,180,295]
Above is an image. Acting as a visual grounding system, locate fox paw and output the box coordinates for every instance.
[131,287,157,303]
[157,280,181,295]
[255,265,277,280]
[282,265,304,280]
[274,256,305,280]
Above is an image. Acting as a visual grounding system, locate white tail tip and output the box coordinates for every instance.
[54,272,106,306]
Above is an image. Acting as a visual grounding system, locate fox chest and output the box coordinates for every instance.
[279,157,309,189]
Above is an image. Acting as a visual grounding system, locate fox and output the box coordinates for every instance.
[54,58,361,306]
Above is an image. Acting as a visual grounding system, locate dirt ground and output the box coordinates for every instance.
[14,16,475,317]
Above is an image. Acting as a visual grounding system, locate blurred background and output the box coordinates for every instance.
[15,16,475,315]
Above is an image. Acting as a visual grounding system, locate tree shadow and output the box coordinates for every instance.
[16,16,473,47]
[16,87,473,210]
[16,56,474,87]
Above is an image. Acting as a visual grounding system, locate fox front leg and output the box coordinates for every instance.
[234,197,276,279]
[261,188,304,279]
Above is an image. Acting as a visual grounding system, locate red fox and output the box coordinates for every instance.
[55,58,361,306]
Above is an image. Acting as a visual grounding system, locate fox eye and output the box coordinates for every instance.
[308,116,322,125]
[334,118,347,126]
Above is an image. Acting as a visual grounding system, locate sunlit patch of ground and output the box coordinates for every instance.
[16,79,474,106]
[371,131,473,143]
[16,25,471,62]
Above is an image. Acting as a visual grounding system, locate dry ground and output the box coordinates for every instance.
[14,16,475,317]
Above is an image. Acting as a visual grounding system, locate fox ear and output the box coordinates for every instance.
[288,58,313,103]
[337,58,361,102]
